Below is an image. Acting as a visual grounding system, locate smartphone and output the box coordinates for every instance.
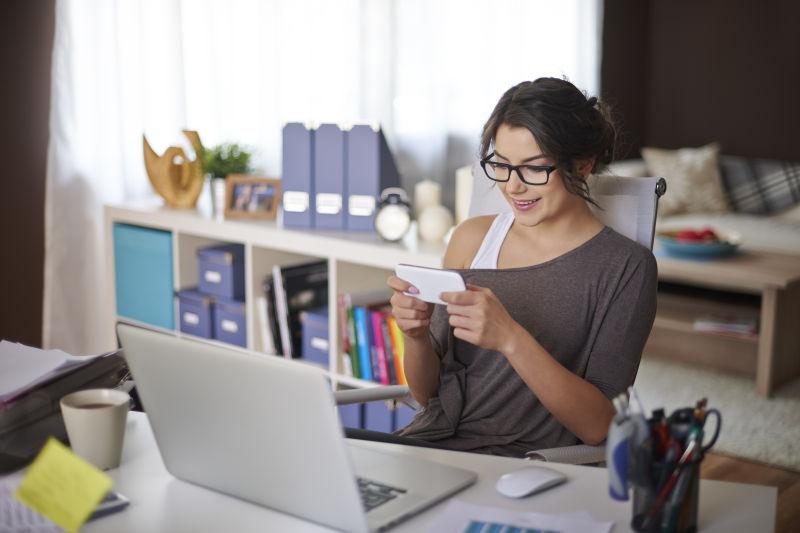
[395,264,466,305]
[90,491,130,520]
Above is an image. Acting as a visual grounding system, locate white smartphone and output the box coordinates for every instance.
[395,263,466,305]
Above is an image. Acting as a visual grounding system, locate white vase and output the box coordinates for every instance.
[211,177,227,218]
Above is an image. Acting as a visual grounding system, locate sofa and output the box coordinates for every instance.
[607,154,800,256]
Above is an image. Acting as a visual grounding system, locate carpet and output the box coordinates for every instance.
[633,357,800,471]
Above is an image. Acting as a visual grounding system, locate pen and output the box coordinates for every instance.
[641,438,698,530]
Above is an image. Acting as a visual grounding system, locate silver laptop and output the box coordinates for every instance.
[118,324,476,532]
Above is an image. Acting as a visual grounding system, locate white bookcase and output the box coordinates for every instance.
[104,200,445,390]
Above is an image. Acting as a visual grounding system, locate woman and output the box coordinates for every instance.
[388,77,657,457]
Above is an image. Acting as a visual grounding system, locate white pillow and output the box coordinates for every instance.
[641,143,729,216]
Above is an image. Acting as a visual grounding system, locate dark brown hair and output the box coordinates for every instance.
[480,77,616,205]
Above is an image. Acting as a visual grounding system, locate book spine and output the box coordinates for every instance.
[370,311,390,385]
[387,315,406,385]
[380,313,397,385]
[337,294,350,355]
[353,307,373,381]
[272,265,292,358]
[347,307,360,378]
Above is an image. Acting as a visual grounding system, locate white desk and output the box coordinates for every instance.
[81,412,775,532]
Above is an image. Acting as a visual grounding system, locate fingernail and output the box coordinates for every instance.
[407,286,419,294]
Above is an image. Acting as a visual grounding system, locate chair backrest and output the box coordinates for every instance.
[466,162,666,250]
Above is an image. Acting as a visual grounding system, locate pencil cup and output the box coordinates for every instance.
[631,457,701,533]
[60,388,130,470]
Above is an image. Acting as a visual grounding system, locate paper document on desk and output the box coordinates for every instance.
[0,341,114,404]
[428,500,613,533]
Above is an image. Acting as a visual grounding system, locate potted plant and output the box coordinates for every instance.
[201,143,253,217]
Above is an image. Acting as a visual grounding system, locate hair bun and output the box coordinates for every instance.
[586,96,598,107]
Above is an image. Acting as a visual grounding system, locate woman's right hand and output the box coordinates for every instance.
[387,275,434,339]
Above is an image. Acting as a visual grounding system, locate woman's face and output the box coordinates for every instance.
[492,123,580,229]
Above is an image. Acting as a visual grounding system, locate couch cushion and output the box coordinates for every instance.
[642,143,729,216]
[719,155,800,215]
[657,213,800,255]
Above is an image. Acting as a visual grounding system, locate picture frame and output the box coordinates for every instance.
[224,175,281,220]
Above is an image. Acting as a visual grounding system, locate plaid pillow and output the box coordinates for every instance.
[719,156,800,214]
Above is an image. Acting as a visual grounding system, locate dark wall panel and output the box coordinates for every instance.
[602,0,800,161]
[0,0,55,347]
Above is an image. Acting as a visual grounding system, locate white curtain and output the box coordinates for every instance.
[44,0,602,354]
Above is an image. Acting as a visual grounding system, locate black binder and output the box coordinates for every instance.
[0,352,129,473]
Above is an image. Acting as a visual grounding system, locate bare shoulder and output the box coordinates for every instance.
[442,215,495,269]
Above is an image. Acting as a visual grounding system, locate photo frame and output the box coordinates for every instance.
[225,175,281,220]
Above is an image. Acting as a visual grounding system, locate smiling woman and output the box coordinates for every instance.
[386,78,658,456]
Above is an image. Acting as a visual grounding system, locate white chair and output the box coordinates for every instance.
[335,165,666,464]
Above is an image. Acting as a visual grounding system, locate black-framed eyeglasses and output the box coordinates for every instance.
[480,152,557,186]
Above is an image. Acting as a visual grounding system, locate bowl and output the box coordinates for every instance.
[656,228,741,259]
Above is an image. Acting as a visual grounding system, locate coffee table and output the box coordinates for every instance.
[647,247,800,396]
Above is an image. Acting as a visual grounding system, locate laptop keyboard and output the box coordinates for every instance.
[357,477,407,511]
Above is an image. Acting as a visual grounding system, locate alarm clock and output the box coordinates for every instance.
[374,187,412,242]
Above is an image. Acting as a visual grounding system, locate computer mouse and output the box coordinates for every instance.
[495,466,567,498]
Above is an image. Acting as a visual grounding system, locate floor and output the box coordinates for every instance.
[701,452,799,533]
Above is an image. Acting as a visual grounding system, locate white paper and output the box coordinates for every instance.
[0,341,106,402]
[427,500,614,533]
[0,472,64,533]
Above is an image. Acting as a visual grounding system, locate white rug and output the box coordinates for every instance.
[634,357,800,471]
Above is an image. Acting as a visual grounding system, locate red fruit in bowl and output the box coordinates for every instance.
[675,229,704,242]
[699,228,719,241]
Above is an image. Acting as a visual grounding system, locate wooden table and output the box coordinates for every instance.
[651,248,800,396]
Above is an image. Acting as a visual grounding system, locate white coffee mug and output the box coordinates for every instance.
[60,388,130,470]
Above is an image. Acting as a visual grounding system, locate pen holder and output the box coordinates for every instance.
[631,453,702,533]
[630,406,721,533]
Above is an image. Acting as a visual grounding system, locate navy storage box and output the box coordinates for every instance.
[338,403,361,429]
[364,400,393,433]
[197,243,245,300]
[300,307,328,367]
[177,289,214,339]
[113,223,174,330]
[213,297,247,347]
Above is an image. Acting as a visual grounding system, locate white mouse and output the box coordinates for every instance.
[495,466,567,498]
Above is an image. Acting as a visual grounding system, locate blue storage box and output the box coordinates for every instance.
[364,400,393,433]
[113,223,174,330]
[338,403,362,429]
[213,297,247,347]
[300,307,329,367]
[178,289,214,339]
[394,403,417,432]
[197,243,245,300]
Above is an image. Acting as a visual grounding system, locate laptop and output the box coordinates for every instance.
[118,324,476,532]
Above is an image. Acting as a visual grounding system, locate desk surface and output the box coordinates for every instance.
[82,412,775,533]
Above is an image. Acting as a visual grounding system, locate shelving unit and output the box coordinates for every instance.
[104,199,445,390]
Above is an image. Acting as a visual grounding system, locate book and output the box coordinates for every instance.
[370,310,390,385]
[262,274,283,356]
[353,306,373,381]
[255,296,277,355]
[380,312,397,385]
[339,288,391,380]
[346,307,360,378]
[693,313,758,338]
[387,315,406,385]
[272,260,328,358]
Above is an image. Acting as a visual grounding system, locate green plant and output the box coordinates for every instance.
[201,143,252,179]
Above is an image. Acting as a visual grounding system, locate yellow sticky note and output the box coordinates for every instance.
[15,438,113,533]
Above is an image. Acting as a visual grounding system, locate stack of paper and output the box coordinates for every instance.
[0,341,109,405]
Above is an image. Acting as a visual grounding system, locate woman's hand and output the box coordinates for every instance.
[387,275,434,339]
[441,283,523,353]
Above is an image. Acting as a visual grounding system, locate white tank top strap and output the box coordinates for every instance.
[469,212,515,269]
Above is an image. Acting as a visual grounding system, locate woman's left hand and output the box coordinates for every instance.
[440,283,523,353]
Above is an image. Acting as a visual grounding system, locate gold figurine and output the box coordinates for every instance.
[143,130,205,208]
